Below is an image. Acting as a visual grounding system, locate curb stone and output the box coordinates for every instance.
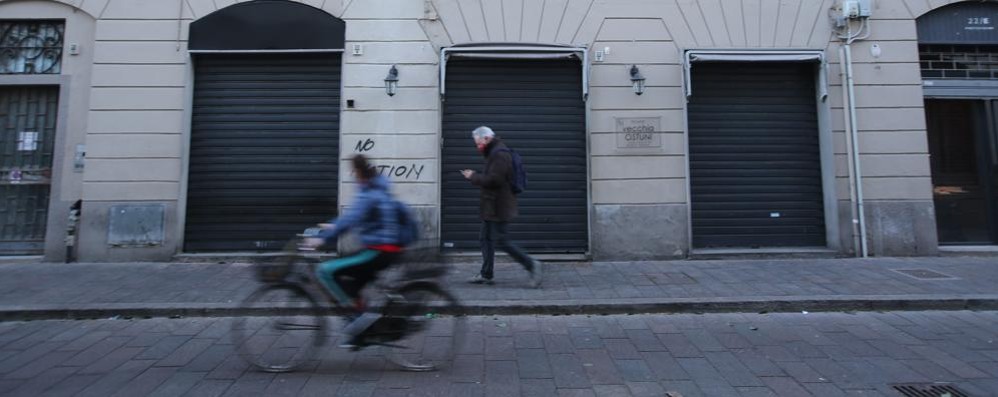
[3,295,998,321]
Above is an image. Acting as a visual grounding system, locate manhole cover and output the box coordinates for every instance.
[891,269,958,280]
[891,383,970,397]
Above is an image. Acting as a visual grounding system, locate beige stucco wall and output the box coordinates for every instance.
[1,0,971,260]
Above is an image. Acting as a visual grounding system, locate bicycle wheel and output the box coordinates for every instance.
[378,281,465,372]
[231,284,326,373]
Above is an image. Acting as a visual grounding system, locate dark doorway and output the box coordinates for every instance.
[925,99,998,244]
[0,86,58,255]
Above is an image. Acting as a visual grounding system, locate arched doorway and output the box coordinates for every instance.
[918,1,998,245]
[184,1,345,252]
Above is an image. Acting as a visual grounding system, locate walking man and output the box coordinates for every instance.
[461,126,543,287]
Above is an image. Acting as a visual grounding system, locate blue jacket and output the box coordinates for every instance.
[317,175,401,246]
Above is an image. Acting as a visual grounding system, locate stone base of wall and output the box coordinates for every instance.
[837,200,939,257]
[866,200,939,256]
[43,198,74,263]
[592,204,688,261]
[837,201,858,256]
[77,201,180,262]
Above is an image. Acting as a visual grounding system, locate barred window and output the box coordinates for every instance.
[1,21,65,74]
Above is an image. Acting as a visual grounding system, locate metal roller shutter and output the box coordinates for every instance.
[688,62,826,248]
[441,59,588,253]
[185,54,341,252]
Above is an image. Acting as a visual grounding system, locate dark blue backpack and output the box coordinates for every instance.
[393,199,420,246]
[498,148,527,195]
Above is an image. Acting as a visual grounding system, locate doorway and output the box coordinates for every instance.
[925,99,998,244]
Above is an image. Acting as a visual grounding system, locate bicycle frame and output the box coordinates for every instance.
[285,238,450,312]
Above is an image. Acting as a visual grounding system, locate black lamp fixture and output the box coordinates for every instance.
[629,65,645,95]
[385,65,399,96]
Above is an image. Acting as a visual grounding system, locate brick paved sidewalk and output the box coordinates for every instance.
[0,256,996,318]
[1,311,997,396]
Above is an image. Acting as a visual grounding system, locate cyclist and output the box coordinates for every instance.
[304,154,403,347]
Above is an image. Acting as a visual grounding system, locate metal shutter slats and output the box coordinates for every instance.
[441,59,588,253]
[185,54,340,252]
[689,63,826,248]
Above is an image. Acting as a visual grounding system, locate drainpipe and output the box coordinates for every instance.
[177,0,185,51]
[839,16,870,258]
[839,50,860,256]
[842,44,868,258]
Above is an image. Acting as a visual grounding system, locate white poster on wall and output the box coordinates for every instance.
[17,132,38,151]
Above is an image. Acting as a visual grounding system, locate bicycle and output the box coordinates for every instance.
[231,228,465,373]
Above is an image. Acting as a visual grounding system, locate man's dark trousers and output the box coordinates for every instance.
[479,220,534,279]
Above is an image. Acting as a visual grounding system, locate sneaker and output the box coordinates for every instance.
[529,260,543,288]
[467,274,494,285]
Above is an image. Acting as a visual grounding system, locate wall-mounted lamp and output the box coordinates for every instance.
[384,65,399,96]
[629,65,645,95]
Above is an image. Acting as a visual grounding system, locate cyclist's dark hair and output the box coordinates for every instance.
[352,154,377,180]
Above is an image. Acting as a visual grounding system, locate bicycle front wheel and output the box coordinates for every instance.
[231,284,326,373]
[380,281,465,372]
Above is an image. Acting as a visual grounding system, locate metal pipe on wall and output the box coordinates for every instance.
[839,46,862,257]
[843,43,869,257]
[177,0,185,51]
[838,14,871,258]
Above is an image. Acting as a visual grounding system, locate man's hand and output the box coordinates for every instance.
[461,169,475,180]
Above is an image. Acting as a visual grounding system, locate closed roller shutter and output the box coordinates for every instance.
[688,62,826,248]
[441,59,588,253]
[185,54,340,252]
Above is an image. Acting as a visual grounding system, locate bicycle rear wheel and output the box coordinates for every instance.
[378,281,465,372]
[231,284,326,373]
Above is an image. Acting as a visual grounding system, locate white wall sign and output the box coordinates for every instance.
[616,117,662,149]
[17,132,38,151]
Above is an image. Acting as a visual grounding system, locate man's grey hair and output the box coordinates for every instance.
[472,126,495,139]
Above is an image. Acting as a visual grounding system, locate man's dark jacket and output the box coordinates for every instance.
[470,138,517,222]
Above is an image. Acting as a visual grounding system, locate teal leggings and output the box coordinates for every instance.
[315,250,397,305]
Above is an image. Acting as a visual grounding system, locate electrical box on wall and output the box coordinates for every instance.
[841,0,873,19]
[858,0,873,17]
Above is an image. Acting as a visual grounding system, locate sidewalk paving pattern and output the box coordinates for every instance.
[0,257,996,318]
[0,311,996,396]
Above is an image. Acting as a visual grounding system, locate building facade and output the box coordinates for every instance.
[1,0,995,262]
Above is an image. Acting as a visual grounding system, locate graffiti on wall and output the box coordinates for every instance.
[351,138,428,181]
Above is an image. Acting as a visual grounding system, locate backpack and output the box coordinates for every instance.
[497,148,527,194]
[393,199,420,246]
[365,196,420,246]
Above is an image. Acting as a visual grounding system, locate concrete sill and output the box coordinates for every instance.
[690,247,840,260]
[175,252,338,263]
[939,245,998,256]
[0,255,42,264]
[442,252,589,262]
[177,251,591,264]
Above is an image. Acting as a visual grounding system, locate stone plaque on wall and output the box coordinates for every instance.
[108,204,165,247]
[616,117,662,149]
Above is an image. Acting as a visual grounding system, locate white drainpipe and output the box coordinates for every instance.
[838,13,870,258]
